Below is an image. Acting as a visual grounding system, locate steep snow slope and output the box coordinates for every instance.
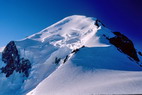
[26,15,142,95]
[0,15,142,95]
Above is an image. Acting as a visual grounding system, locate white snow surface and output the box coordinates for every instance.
[0,15,142,95]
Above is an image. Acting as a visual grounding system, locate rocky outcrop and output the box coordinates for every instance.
[2,41,20,65]
[109,32,140,62]
[94,19,105,28]
[1,41,31,77]
[138,51,142,56]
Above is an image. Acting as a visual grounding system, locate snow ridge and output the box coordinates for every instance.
[0,15,142,95]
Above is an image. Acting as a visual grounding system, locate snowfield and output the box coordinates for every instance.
[27,46,142,95]
[0,15,142,95]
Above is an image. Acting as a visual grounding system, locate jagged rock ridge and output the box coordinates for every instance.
[1,41,31,77]
[109,32,139,62]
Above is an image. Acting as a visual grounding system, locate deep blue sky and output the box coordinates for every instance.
[0,0,142,49]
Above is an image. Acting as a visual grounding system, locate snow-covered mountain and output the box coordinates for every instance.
[0,15,142,95]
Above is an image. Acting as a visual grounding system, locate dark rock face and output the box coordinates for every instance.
[138,51,142,56]
[55,57,61,64]
[109,32,140,62]
[63,46,85,64]
[1,41,31,77]
[63,55,69,63]
[2,41,20,65]
[94,19,105,28]
[71,49,80,54]
[19,58,31,77]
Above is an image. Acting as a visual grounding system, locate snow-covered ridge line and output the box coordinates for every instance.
[0,15,142,95]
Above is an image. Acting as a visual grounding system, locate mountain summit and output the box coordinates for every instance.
[0,15,142,95]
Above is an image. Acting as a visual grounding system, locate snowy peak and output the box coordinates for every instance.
[25,15,114,50]
[22,15,140,62]
[0,15,142,95]
[1,15,141,78]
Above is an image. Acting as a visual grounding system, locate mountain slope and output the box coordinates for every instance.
[0,15,142,95]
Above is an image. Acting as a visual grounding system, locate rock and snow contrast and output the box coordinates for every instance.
[0,15,142,95]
